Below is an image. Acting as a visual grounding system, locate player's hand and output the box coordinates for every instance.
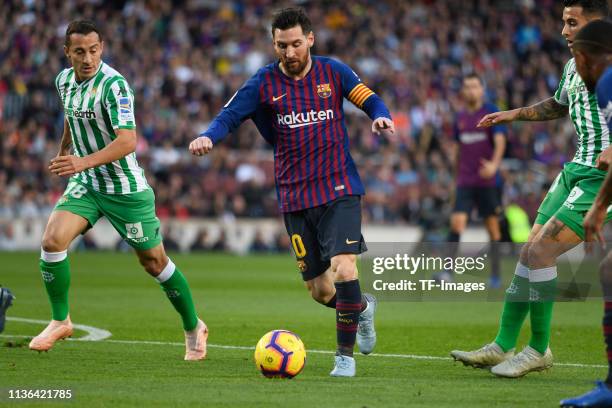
[584,204,607,252]
[477,109,519,128]
[49,155,88,177]
[596,146,612,171]
[189,136,214,156]
[372,117,395,135]
[479,159,497,179]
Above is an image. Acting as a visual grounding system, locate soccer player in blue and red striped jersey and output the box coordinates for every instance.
[189,7,395,377]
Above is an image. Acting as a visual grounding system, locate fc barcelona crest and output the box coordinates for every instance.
[317,83,332,98]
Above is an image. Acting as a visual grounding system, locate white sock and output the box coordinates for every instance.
[529,266,557,282]
[40,249,67,263]
[155,258,175,283]
[515,262,529,279]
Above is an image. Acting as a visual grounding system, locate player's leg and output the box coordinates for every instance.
[284,209,334,304]
[449,212,468,242]
[134,243,207,360]
[449,187,471,243]
[315,196,369,376]
[437,187,471,282]
[561,253,612,407]
[0,287,15,333]
[434,211,467,282]
[101,188,206,360]
[40,210,89,321]
[330,253,361,353]
[479,186,503,287]
[452,171,571,367]
[451,224,540,367]
[30,181,101,351]
[491,217,579,377]
[304,267,336,307]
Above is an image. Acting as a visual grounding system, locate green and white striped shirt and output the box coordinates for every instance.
[554,58,610,167]
[55,62,149,194]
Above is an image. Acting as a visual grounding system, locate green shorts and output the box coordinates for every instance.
[535,162,612,239]
[54,179,162,250]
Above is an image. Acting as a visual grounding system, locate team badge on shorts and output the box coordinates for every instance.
[297,260,308,273]
[126,222,144,239]
[317,83,332,98]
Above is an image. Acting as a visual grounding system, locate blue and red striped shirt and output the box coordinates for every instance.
[202,55,391,213]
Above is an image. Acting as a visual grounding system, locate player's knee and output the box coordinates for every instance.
[331,254,357,281]
[139,255,166,276]
[41,233,66,253]
[518,242,531,266]
[526,241,553,268]
[308,284,334,304]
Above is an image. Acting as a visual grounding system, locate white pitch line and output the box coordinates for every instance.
[1,333,605,369]
[6,317,112,341]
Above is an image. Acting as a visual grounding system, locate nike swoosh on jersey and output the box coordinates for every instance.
[272,93,287,102]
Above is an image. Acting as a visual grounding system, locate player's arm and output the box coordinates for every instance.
[49,130,136,177]
[190,74,261,156]
[480,132,506,179]
[479,61,572,128]
[335,60,395,134]
[477,97,568,127]
[57,117,72,157]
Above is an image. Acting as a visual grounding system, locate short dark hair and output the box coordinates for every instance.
[573,19,612,54]
[462,73,483,85]
[562,0,609,17]
[271,8,312,37]
[65,20,102,47]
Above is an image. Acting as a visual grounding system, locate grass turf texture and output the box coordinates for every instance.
[0,251,606,407]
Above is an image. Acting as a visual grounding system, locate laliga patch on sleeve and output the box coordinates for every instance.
[118,97,133,121]
[119,97,130,109]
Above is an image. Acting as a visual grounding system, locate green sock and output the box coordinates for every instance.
[494,271,530,352]
[158,261,198,331]
[40,257,71,321]
[528,270,557,355]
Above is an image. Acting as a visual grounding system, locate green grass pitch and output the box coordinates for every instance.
[0,251,606,407]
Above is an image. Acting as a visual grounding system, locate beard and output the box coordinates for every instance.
[283,55,309,76]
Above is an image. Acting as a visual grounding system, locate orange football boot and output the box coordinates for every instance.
[29,316,74,351]
[184,319,208,361]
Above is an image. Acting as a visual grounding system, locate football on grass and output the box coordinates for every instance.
[254,330,306,378]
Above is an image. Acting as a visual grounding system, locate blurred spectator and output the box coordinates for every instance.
[77,231,98,251]
[190,227,213,252]
[211,230,228,252]
[272,230,291,254]
[249,229,270,253]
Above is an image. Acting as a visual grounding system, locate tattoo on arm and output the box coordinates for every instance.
[541,218,567,242]
[516,97,568,121]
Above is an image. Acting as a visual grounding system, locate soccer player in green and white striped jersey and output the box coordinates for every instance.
[29,20,209,361]
[451,0,610,378]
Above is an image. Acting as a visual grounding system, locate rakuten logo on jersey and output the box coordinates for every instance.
[277,109,334,128]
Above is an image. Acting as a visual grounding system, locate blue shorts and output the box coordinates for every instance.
[453,186,501,218]
[283,195,367,281]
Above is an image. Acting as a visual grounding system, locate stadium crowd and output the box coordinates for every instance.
[0,0,578,244]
